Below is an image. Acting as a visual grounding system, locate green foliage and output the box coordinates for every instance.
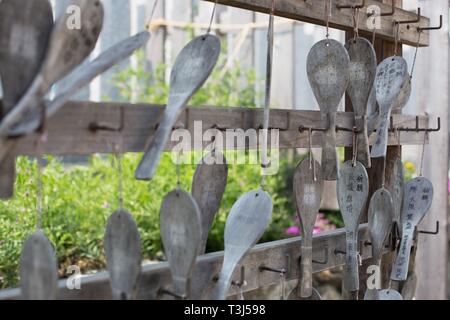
[111,50,262,107]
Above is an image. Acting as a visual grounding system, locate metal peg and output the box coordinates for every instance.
[418,221,440,235]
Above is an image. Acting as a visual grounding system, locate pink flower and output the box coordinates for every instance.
[102,202,109,209]
[285,226,300,236]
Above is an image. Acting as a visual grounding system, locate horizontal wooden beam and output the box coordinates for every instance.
[8,101,430,156]
[0,224,387,300]
[203,0,430,47]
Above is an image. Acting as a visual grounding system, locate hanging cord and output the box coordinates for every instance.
[351,127,358,167]
[145,0,160,30]
[419,129,428,177]
[394,23,400,56]
[260,0,275,189]
[410,31,422,79]
[35,105,48,230]
[207,0,219,35]
[114,139,124,211]
[352,7,360,39]
[371,15,377,45]
[36,155,43,230]
[308,128,317,181]
[325,0,332,39]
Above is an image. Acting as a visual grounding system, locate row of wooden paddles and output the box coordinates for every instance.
[18,148,434,301]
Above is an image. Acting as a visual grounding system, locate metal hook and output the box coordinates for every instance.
[231,265,247,288]
[418,15,443,31]
[337,0,365,10]
[395,7,421,25]
[89,106,125,132]
[418,221,440,235]
[334,249,346,255]
[298,113,330,133]
[395,116,441,133]
[158,288,187,300]
[367,0,395,17]
[259,254,290,274]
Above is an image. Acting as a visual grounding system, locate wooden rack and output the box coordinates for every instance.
[0,0,440,300]
[7,101,431,156]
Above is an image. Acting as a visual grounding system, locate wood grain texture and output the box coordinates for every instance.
[292,158,323,298]
[368,188,393,264]
[104,209,142,300]
[19,230,58,300]
[337,161,369,293]
[1,102,431,158]
[135,34,221,180]
[371,56,408,158]
[201,0,430,47]
[192,151,228,255]
[210,189,272,300]
[307,39,350,180]
[160,189,202,298]
[346,37,377,168]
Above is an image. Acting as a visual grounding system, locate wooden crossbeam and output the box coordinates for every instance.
[7,101,430,157]
[202,0,430,47]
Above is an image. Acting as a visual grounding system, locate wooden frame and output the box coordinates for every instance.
[7,101,430,156]
[0,0,440,300]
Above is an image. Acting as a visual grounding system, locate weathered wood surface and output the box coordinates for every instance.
[368,188,393,264]
[345,37,377,168]
[0,0,53,198]
[391,177,433,281]
[192,151,228,255]
[292,158,323,298]
[104,209,142,300]
[0,224,385,300]
[337,161,369,293]
[160,190,202,299]
[135,34,221,180]
[202,0,430,47]
[9,31,151,137]
[307,39,350,180]
[19,231,58,300]
[371,56,409,158]
[210,189,272,300]
[3,101,431,156]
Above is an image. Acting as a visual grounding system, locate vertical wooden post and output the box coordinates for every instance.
[345,0,403,300]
